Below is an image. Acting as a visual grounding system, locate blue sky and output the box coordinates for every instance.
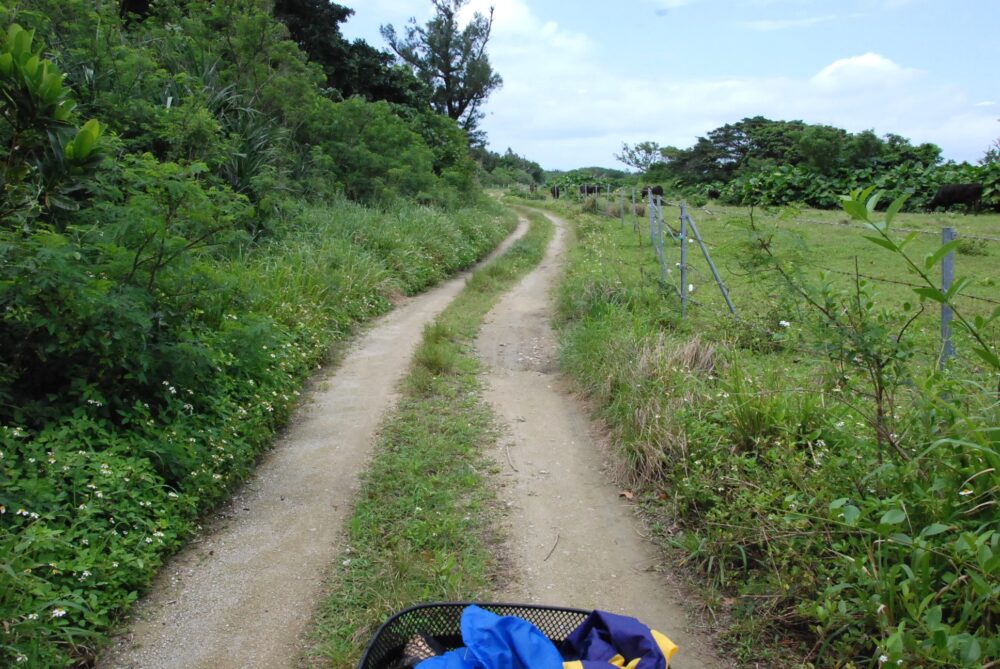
[341,0,999,171]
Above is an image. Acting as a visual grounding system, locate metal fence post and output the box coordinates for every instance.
[632,188,638,234]
[940,227,957,368]
[656,196,668,281]
[679,204,688,319]
[648,191,656,248]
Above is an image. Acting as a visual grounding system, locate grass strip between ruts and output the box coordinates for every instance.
[306,208,554,669]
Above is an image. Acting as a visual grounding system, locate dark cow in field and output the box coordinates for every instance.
[640,185,664,199]
[927,183,983,213]
[579,184,601,196]
[550,185,561,199]
[707,188,721,200]
[119,0,151,19]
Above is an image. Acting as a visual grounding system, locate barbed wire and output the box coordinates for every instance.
[588,197,1000,307]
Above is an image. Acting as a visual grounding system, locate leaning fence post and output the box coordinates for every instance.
[685,211,736,316]
[940,227,957,368]
[679,203,688,319]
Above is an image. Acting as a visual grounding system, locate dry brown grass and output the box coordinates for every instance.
[606,334,724,486]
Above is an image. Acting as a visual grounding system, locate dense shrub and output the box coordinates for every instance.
[0,4,513,665]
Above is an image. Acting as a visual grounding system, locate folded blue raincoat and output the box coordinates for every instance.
[417,605,564,669]
[561,610,678,669]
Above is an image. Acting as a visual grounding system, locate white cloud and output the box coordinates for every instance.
[811,52,920,90]
[975,100,996,107]
[481,47,994,169]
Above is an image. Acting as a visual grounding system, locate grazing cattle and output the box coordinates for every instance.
[707,188,721,200]
[119,0,151,19]
[927,183,983,213]
[579,184,600,195]
[550,185,561,199]
[640,185,664,198]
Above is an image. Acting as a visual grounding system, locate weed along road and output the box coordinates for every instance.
[477,210,729,669]
[98,220,529,669]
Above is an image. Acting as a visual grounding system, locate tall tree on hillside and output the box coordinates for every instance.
[381,0,502,142]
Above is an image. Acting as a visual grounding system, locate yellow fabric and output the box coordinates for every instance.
[650,630,678,662]
[563,661,584,669]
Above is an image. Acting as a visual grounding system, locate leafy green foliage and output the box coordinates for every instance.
[0,3,506,665]
[626,116,999,213]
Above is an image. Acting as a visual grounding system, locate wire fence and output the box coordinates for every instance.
[574,186,999,369]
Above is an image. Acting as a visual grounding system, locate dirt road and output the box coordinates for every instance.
[477,211,728,669]
[98,221,529,669]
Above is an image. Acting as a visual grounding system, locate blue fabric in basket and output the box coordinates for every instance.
[417,605,563,669]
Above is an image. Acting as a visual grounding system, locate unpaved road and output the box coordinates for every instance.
[477,211,728,669]
[98,220,529,669]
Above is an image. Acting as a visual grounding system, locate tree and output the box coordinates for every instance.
[615,141,666,173]
[272,0,428,107]
[381,0,502,140]
[981,119,1000,164]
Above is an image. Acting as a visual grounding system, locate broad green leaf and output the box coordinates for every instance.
[923,605,942,628]
[829,497,848,510]
[913,287,947,303]
[880,509,907,525]
[898,231,919,250]
[920,523,951,537]
[843,504,860,525]
[884,193,909,226]
[863,235,898,252]
[866,190,883,213]
[23,53,39,80]
[11,25,33,58]
[924,240,960,270]
[0,52,12,76]
[71,119,101,160]
[961,637,981,663]
[944,276,972,300]
[842,199,868,221]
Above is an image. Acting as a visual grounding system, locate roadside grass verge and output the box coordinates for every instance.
[307,209,554,668]
[0,198,514,668]
[521,193,999,668]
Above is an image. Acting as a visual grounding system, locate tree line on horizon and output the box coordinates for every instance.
[614,116,1000,210]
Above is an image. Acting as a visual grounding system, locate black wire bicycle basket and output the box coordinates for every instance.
[357,602,591,669]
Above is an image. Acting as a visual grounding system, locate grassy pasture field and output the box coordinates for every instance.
[558,195,999,368]
[510,192,999,668]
